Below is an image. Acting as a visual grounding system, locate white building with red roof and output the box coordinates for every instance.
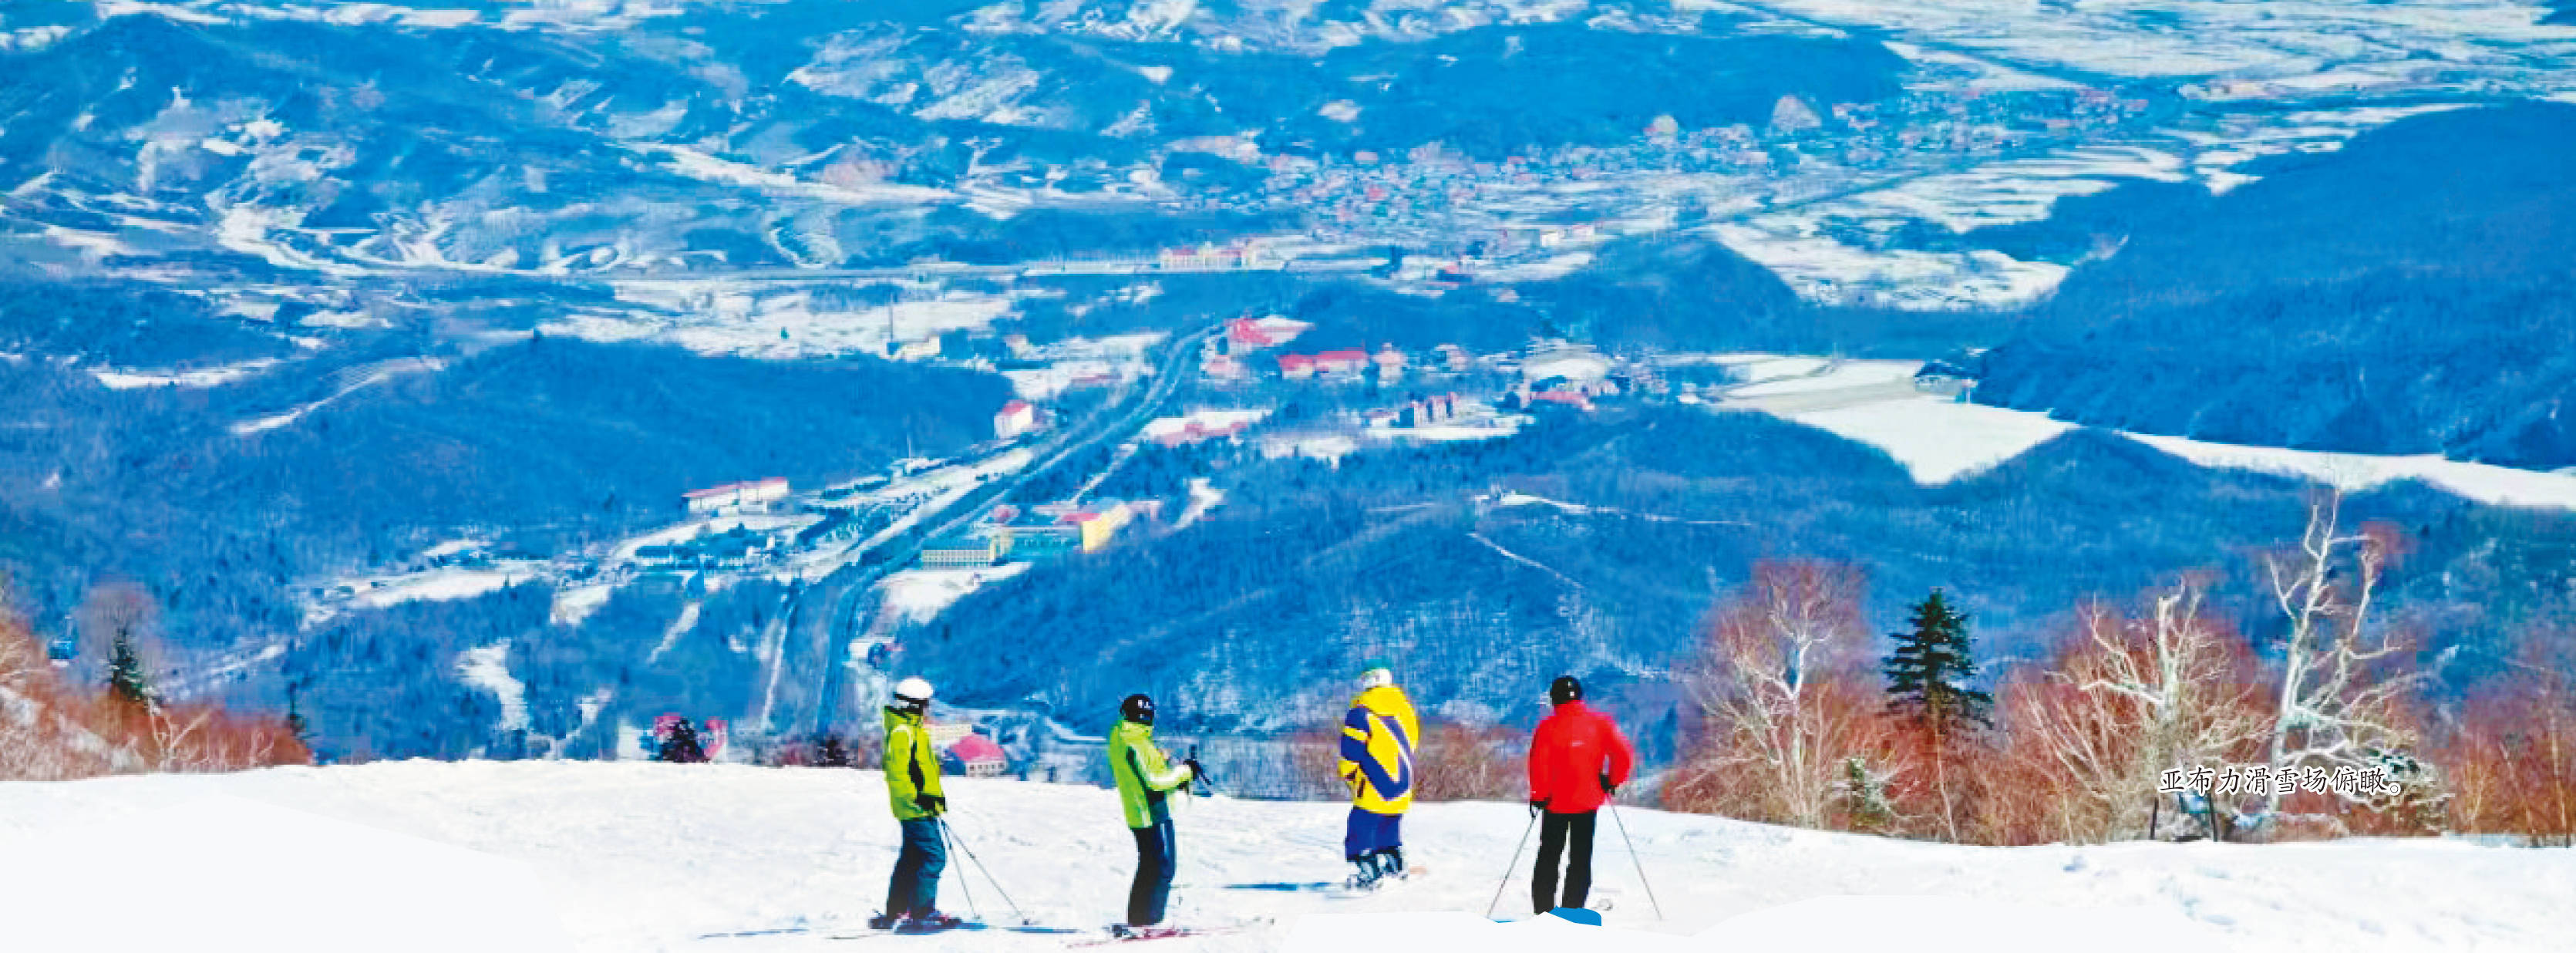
[1226,316,1312,349]
[944,732,1011,777]
[1312,349,1369,375]
[995,399,1041,441]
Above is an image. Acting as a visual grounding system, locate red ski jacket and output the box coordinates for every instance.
[1527,701,1635,814]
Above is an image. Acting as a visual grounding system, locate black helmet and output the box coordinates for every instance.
[1549,675,1583,706]
[1120,693,1157,726]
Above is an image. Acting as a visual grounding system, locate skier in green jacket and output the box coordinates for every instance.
[1107,693,1200,934]
[871,678,962,933]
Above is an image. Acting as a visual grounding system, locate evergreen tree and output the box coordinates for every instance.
[1882,588,1991,733]
[285,685,311,743]
[1882,588,1992,841]
[817,736,850,768]
[1836,756,1896,833]
[658,719,706,763]
[106,631,153,710]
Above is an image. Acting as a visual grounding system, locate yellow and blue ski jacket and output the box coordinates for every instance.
[1339,684,1420,815]
[884,706,946,821]
[1107,719,1195,829]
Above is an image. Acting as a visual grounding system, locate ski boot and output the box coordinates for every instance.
[865,912,902,931]
[896,911,967,934]
[1374,847,1406,881]
[1345,857,1382,891]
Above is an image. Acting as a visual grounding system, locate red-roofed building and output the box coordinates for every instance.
[1372,344,1407,379]
[1162,243,1256,271]
[1154,418,1251,447]
[1314,349,1368,374]
[1278,353,1317,379]
[1226,317,1276,347]
[1530,389,1594,412]
[995,399,1040,440]
[943,732,1010,777]
[1202,352,1249,381]
[1058,503,1134,552]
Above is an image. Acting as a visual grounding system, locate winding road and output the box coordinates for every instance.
[772,321,1224,739]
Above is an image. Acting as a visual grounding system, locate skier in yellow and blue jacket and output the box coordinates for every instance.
[1338,660,1420,887]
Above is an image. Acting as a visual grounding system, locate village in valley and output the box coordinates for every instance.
[300,267,1958,768]
[268,62,2285,776]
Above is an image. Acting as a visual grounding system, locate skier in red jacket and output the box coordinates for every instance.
[1526,675,1635,914]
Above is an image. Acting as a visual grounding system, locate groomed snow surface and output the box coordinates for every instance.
[3,762,2571,952]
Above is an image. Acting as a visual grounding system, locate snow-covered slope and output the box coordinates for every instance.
[1777,393,2576,510]
[2,761,2569,951]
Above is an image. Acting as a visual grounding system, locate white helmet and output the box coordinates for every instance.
[893,677,934,705]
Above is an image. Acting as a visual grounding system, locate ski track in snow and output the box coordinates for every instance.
[1467,531,1585,591]
[454,642,530,734]
[0,762,2569,951]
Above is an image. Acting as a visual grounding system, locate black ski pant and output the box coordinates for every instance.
[1530,810,1597,914]
[885,817,947,919]
[1127,820,1177,926]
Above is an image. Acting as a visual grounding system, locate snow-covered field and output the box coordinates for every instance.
[89,357,281,389]
[875,564,1032,627]
[537,283,1025,362]
[1777,393,2576,510]
[3,762,2569,952]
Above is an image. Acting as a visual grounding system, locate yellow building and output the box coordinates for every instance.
[1074,503,1133,553]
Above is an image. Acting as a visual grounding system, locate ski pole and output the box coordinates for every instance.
[1607,805,1664,921]
[939,819,1028,922]
[1185,744,1217,796]
[1484,812,1538,919]
[938,819,982,921]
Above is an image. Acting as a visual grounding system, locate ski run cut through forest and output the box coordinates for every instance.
[1,761,2570,952]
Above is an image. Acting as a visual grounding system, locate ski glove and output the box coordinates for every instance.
[914,793,947,814]
[1601,773,1618,796]
[1528,798,1549,818]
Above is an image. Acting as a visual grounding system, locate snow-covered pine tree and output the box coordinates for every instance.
[79,581,160,712]
[1835,756,1897,833]
[106,630,153,710]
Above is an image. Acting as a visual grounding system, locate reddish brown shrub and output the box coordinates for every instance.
[2440,638,2576,846]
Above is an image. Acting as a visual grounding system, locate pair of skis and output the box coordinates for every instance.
[833,918,1266,944]
[1072,918,1268,946]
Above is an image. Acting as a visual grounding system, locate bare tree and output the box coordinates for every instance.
[1674,561,1889,829]
[2000,581,2268,842]
[2261,490,2425,818]
[1413,720,1524,803]
[2444,637,2576,846]
[1,589,125,780]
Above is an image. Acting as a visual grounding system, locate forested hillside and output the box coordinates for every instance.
[1976,103,2576,466]
[899,406,2576,737]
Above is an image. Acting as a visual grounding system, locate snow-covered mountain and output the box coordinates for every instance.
[3,760,2568,951]
[8,0,2576,766]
